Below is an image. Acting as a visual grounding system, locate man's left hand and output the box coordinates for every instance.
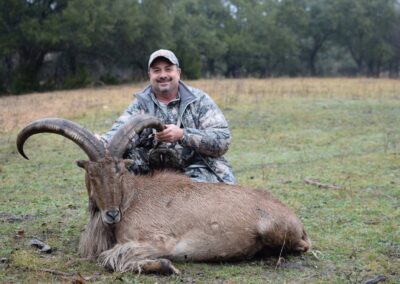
[155,124,183,143]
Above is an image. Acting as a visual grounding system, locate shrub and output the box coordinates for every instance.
[63,66,92,89]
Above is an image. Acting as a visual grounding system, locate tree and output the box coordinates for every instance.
[128,0,175,74]
[334,0,398,76]
[2,0,400,95]
[0,0,68,93]
[276,0,338,76]
[223,0,300,77]
[172,0,230,78]
[387,11,400,77]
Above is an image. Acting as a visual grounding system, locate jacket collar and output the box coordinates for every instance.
[135,81,198,115]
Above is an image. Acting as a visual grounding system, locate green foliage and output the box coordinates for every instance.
[333,0,398,75]
[62,66,92,89]
[10,66,40,94]
[100,74,120,85]
[178,48,202,79]
[1,0,400,94]
[0,64,7,94]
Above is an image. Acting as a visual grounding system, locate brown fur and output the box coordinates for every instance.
[77,155,311,274]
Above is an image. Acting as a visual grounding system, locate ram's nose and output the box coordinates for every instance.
[104,208,121,224]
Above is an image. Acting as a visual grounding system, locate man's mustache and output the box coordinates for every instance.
[157,77,172,83]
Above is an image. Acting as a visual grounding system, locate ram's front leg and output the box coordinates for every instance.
[98,242,180,274]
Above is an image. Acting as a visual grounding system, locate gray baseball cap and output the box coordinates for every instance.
[148,49,179,69]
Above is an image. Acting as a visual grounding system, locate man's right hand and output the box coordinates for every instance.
[155,124,183,143]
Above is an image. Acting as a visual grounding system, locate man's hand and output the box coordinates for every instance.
[155,124,183,143]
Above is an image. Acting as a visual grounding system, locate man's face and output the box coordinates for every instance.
[148,58,181,97]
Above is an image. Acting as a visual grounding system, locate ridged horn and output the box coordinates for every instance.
[108,114,165,158]
[17,118,105,161]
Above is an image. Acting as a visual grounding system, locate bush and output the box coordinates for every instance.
[63,67,92,89]
[100,74,120,85]
[0,66,6,95]
[10,69,40,95]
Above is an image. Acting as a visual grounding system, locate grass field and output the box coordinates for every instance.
[0,78,399,283]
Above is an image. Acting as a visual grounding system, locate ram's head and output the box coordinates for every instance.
[17,115,165,225]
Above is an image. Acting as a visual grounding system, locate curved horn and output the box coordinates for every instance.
[108,114,165,158]
[17,118,105,161]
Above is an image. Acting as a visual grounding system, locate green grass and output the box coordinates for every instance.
[0,79,399,283]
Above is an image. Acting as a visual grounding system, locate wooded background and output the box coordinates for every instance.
[1,0,400,94]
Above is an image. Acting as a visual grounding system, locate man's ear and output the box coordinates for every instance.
[76,160,89,169]
[124,159,135,169]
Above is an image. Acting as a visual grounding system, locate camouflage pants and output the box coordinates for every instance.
[184,166,221,183]
[126,147,221,183]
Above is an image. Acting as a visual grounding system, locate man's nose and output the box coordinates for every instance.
[159,71,168,78]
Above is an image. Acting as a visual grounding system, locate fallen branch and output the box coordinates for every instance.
[40,269,101,282]
[304,178,342,190]
[40,269,74,277]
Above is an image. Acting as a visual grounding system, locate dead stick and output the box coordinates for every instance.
[40,269,100,282]
[40,268,75,277]
[275,233,286,269]
[304,178,342,190]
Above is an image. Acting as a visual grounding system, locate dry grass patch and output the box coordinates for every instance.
[2,78,399,133]
[0,83,147,133]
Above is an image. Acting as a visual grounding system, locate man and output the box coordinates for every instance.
[102,49,235,184]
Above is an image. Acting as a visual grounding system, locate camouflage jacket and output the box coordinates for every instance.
[103,81,236,184]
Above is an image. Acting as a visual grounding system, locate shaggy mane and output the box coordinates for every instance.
[79,210,116,259]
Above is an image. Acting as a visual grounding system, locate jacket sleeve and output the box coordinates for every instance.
[101,99,145,143]
[181,94,231,157]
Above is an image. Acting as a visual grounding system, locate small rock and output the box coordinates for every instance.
[29,239,53,253]
[362,275,386,284]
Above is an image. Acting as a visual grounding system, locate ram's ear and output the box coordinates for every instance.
[123,159,135,170]
[76,160,89,170]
